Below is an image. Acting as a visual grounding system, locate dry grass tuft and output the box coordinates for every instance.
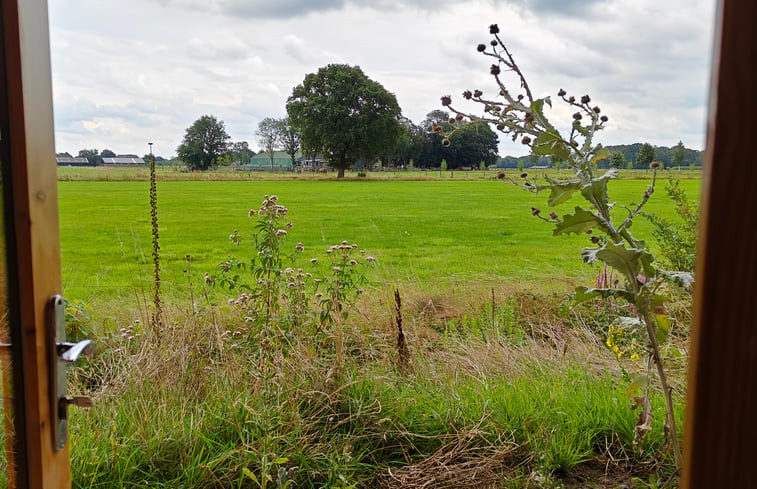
[379,428,522,489]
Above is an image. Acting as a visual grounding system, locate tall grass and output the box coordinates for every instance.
[64,286,685,488]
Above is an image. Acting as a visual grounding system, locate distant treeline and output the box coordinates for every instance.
[496,143,703,169]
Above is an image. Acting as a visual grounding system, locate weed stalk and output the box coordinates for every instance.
[149,151,163,343]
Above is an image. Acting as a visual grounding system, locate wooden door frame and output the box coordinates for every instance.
[681,0,757,486]
[1,0,69,487]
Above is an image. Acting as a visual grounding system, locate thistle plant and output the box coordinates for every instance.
[211,196,374,342]
[441,24,689,469]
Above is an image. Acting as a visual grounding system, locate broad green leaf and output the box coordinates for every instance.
[547,182,581,206]
[595,241,644,280]
[243,468,259,483]
[580,169,618,215]
[545,179,581,206]
[530,98,557,132]
[533,130,571,161]
[639,250,656,279]
[274,457,289,465]
[573,286,635,305]
[625,374,648,398]
[590,147,611,164]
[553,207,609,236]
[654,312,671,343]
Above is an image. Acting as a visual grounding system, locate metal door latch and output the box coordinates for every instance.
[47,295,93,450]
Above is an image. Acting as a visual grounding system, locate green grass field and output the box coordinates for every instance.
[59,176,700,309]
[45,172,700,488]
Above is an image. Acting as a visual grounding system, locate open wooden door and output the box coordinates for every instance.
[0,0,72,487]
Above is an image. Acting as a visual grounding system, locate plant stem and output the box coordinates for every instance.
[642,309,682,470]
[149,153,163,343]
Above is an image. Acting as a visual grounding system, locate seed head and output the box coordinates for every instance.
[600,115,609,122]
[549,212,558,220]
[490,64,501,76]
[592,106,601,114]
[573,112,582,121]
[568,96,576,103]
[432,124,443,133]
[477,43,486,52]
[531,207,541,216]
[497,171,506,180]
[463,90,473,100]
[489,24,500,34]
[557,89,566,97]
[490,40,498,46]
[474,89,483,98]
[441,95,452,106]
[524,112,534,123]
[521,136,531,145]
[581,95,591,104]
[650,160,662,170]
[520,172,528,178]
[442,138,451,147]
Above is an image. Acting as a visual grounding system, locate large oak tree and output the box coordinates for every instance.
[286,64,401,178]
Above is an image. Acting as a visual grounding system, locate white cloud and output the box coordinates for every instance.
[47,0,716,157]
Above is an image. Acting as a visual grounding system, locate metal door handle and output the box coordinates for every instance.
[47,295,93,450]
[57,340,93,362]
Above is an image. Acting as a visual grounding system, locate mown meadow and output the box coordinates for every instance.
[51,170,699,488]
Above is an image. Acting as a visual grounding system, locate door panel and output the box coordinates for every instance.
[1,0,70,487]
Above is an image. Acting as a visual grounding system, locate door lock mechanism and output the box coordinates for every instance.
[47,295,93,450]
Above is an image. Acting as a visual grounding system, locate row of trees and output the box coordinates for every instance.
[174,64,500,176]
[70,64,690,175]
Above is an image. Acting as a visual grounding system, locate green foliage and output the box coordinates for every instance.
[77,148,102,165]
[286,64,402,178]
[610,151,625,168]
[643,179,699,272]
[444,24,685,468]
[257,117,281,170]
[672,141,686,168]
[635,143,656,169]
[447,122,499,168]
[228,140,255,164]
[211,195,372,338]
[177,115,231,170]
[277,117,301,168]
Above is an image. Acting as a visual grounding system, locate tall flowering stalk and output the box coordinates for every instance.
[442,24,689,469]
[149,151,163,343]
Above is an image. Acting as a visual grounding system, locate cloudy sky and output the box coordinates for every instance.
[48,0,716,158]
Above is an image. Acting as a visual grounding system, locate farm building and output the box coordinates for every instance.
[245,151,295,170]
[101,156,145,166]
[55,156,91,166]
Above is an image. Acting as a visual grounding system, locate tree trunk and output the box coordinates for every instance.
[337,152,347,178]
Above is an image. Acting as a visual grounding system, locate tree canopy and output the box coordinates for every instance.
[177,115,230,171]
[635,142,656,169]
[256,117,280,170]
[286,64,401,178]
[277,117,301,168]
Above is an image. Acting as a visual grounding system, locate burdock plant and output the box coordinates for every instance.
[442,24,691,469]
